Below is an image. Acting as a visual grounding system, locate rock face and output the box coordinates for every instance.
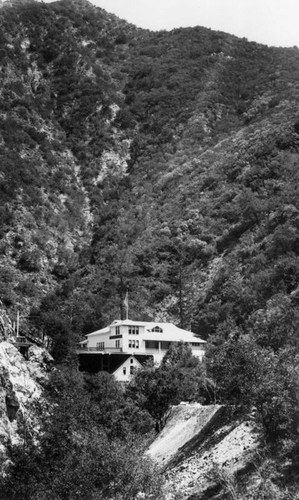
[147,403,260,500]
[0,301,14,342]
[0,341,53,458]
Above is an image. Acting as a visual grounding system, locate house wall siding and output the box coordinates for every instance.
[113,356,142,382]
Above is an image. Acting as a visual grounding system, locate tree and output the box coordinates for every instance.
[128,342,206,424]
[0,368,165,500]
[206,337,299,443]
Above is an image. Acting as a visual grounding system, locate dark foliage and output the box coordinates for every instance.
[127,342,207,422]
[0,0,298,490]
[0,368,163,500]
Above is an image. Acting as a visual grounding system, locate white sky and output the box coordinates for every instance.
[89,0,299,47]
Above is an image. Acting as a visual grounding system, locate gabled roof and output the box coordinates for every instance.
[84,319,206,343]
[143,324,205,343]
[112,354,153,373]
[146,323,205,342]
[78,352,153,374]
[85,326,110,337]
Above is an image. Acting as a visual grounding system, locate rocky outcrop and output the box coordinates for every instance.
[0,301,14,341]
[0,341,53,458]
[148,403,260,500]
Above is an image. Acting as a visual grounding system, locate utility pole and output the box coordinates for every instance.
[16,310,20,337]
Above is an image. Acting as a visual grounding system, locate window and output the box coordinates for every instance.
[151,326,163,333]
[123,367,126,375]
[128,326,139,335]
[128,340,139,349]
[130,366,134,375]
[116,326,120,335]
[96,342,104,351]
[145,340,159,350]
[116,340,120,348]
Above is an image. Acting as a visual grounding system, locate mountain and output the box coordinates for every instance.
[0,0,298,495]
[0,0,299,355]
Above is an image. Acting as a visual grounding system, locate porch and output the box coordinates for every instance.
[77,346,123,353]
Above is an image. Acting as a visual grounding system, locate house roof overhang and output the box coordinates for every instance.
[85,320,206,343]
[142,333,205,343]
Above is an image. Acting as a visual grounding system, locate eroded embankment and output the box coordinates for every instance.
[147,403,260,500]
[147,403,222,467]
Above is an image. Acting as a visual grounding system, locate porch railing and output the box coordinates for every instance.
[78,346,123,353]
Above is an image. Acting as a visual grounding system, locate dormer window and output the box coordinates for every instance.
[151,326,163,333]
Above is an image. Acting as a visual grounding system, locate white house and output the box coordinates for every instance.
[78,319,206,381]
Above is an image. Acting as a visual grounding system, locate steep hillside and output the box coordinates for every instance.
[147,403,260,500]
[147,403,223,466]
[0,0,298,363]
[0,0,141,347]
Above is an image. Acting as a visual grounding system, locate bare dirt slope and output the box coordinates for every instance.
[147,403,222,467]
[147,403,260,500]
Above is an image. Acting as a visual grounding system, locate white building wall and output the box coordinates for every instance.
[87,331,110,349]
[84,322,206,362]
[121,324,145,352]
[113,356,142,382]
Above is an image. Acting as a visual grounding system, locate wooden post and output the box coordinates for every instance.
[17,311,20,337]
